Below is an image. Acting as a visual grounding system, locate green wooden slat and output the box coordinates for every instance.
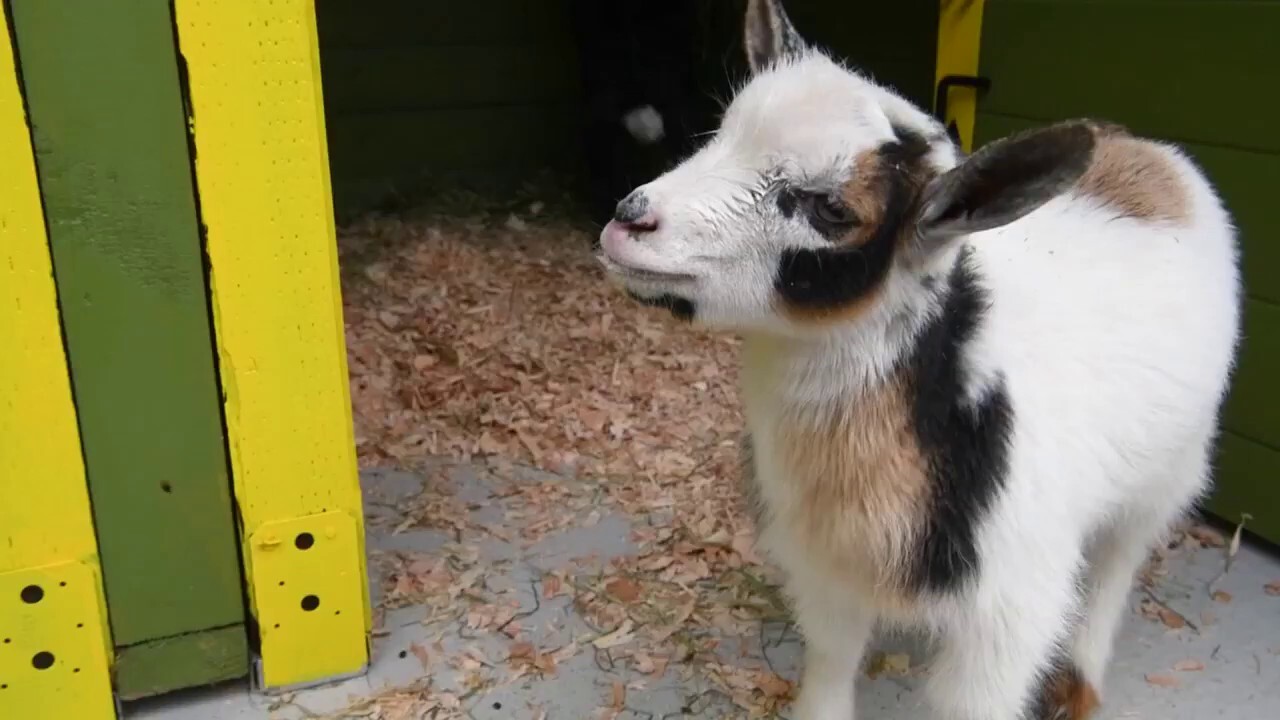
[9,0,245,657]
[980,0,1279,154]
[316,0,573,48]
[976,112,1280,306]
[1208,432,1280,546]
[321,44,581,114]
[114,625,249,701]
[1223,299,1280,450]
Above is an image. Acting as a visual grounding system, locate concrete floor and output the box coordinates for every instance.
[128,465,1280,719]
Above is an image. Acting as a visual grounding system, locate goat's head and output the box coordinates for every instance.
[599,0,1096,336]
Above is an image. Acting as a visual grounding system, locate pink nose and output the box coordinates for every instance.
[600,219,638,256]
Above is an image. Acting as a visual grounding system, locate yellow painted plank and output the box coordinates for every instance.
[0,4,116,716]
[935,0,985,152]
[172,0,369,689]
[1,563,116,718]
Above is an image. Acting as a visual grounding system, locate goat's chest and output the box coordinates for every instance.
[743,386,930,595]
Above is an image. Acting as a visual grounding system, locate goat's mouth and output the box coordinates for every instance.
[597,254,698,283]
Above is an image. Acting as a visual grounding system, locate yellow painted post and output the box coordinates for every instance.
[935,0,986,152]
[171,0,370,690]
[0,3,116,716]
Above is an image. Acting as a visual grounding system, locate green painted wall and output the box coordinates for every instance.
[972,0,1280,543]
[314,0,938,217]
[8,0,248,694]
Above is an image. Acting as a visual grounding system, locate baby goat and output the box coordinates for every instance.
[597,1,1241,718]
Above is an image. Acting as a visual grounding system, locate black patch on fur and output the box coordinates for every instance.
[627,291,695,322]
[773,125,931,311]
[775,187,799,219]
[904,249,1014,593]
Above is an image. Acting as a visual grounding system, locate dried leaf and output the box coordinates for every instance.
[865,651,912,678]
[1266,581,1280,597]
[757,672,794,699]
[605,577,642,604]
[542,574,563,598]
[592,619,637,649]
[1187,525,1226,548]
[1158,606,1188,630]
[1211,590,1233,604]
[1228,514,1251,560]
[1173,660,1205,672]
[508,642,536,662]
[408,642,431,669]
[1145,673,1181,688]
[610,680,626,709]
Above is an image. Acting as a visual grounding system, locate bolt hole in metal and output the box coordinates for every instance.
[32,652,55,670]
[294,532,314,550]
[301,595,320,612]
[20,585,43,604]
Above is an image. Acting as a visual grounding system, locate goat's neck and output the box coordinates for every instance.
[740,283,942,420]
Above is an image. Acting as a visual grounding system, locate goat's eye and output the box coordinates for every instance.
[807,194,859,227]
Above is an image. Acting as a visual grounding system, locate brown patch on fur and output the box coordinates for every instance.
[777,147,932,327]
[1076,127,1190,225]
[836,150,893,246]
[773,376,929,605]
[1037,665,1100,720]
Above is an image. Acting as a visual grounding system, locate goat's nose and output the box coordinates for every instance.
[613,191,659,233]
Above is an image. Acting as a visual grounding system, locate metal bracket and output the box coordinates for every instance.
[246,511,369,691]
[0,561,116,719]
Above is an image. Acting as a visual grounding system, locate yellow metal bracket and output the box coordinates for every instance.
[935,0,987,152]
[248,512,369,690]
[0,563,116,719]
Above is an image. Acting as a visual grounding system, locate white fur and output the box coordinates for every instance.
[600,50,1240,720]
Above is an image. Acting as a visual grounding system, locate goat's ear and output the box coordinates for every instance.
[744,0,805,73]
[915,122,1096,241]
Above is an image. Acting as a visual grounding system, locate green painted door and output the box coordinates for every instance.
[969,0,1280,543]
[7,0,248,697]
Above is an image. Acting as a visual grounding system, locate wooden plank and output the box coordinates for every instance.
[113,625,249,701]
[320,44,581,114]
[1208,432,1280,546]
[0,3,115,715]
[173,0,371,690]
[979,0,1279,153]
[316,0,573,48]
[1222,299,1280,450]
[975,112,1280,306]
[8,0,245,652]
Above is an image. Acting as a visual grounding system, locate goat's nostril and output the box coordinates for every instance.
[614,191,653,226]
[623,213,659,234]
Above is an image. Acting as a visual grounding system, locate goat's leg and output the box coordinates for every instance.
[790,582,873,720]
[1072,439,1213,698]
[927,557,1081,720]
